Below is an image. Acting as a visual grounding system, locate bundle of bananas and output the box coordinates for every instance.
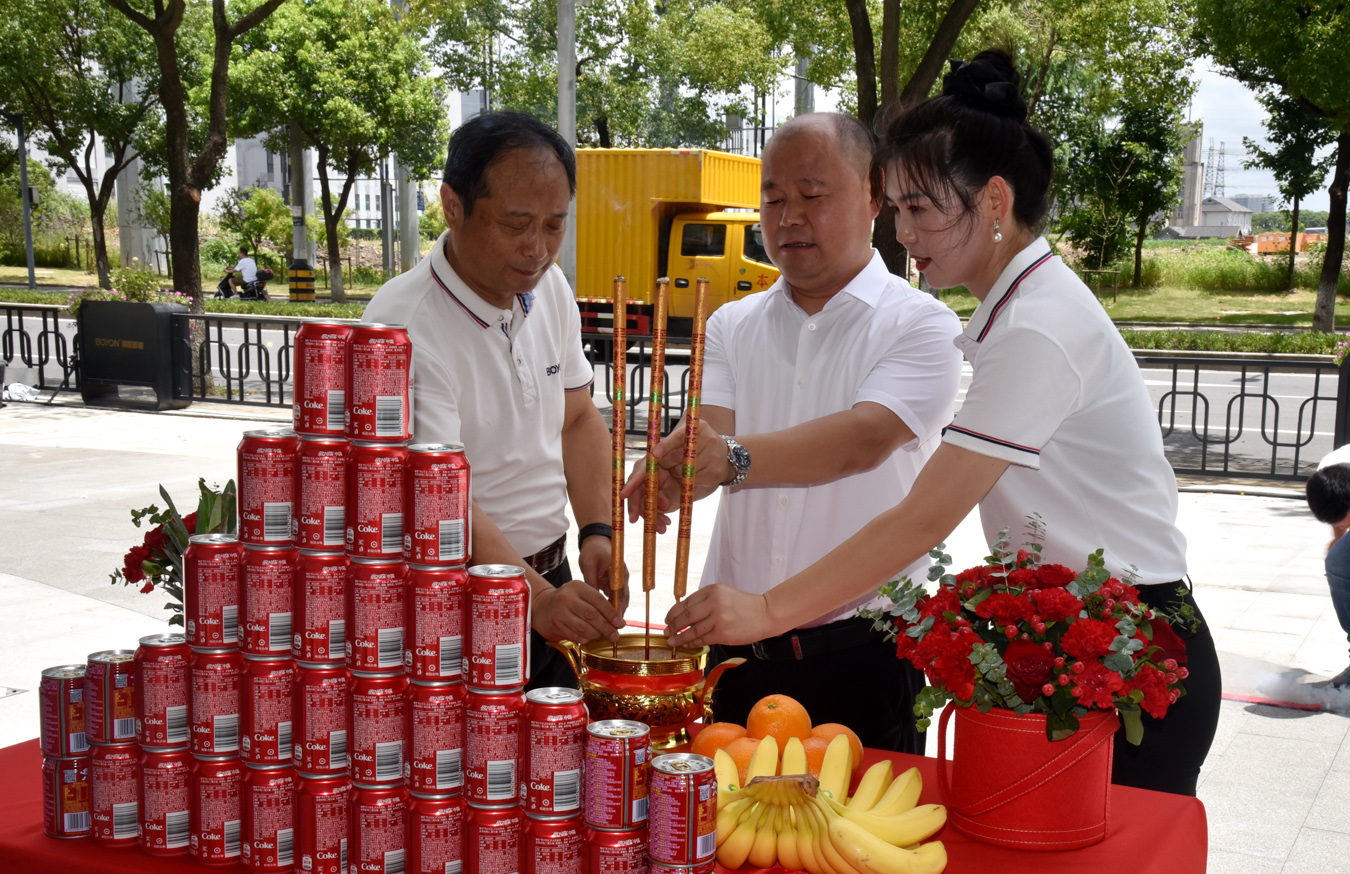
[713,735,947,874]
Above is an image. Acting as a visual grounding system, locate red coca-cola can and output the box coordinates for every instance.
[404,443,471,565]
[42,755,91,838]
[350,784,408,874]
[241,545,297,657]
[406,792,466,874]
[242,657,297,765]
[466,564,531,689]
[647,753,715,866]
[185,533,242,649]
[294,550,348,662]
[346,323,412,443]
[191,648,243,756]
[350,671,407,786]
[465,689,524,807]
[584,720,651,830]
[241,764,297,871]
[406,564,467,681]
[90,742,139,845]
[405,682,465,794]
[40,665,88,758]
[347,442,408,559]
[523,687,587,817]
[525,814,585,874]
[295,774,351,874]
[466,805,522,874]
[134,634,190,749]
[85,650,136,746]
[190,756,243,864]
[648,861,714,874]
[296,436,348,549]
[348,557,406,673]
[585,826,647,874]
[294,320,352,437]
[138,747,191,855]
[294,663,350,775]
[238,428,299,546]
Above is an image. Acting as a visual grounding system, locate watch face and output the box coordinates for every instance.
[730,444,751,471]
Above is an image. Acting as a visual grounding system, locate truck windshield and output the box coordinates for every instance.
[744,224,771,264]
[681,224,726,257]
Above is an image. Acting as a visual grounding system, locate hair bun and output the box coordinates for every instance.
[942,53,1027,122]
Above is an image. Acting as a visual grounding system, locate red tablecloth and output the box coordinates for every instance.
[0,738,1206,873]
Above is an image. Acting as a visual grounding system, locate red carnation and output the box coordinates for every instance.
[1071,661,1125,709]
[143,525,169,559]
[1033,564,1077,589]
[975,592,1033,626]
[1007,568,1038,589]
[1004,639,1055,702]
[1098,577,1141,606]
[1146,617,1188,666]
[1125,663,1174,718]
[1031,588,1083,623]
[953,566,994,598]
[140,581,156,594]
[1061,618,1119,660]
[182,512,198,534]
[122,545,151,583]
[919,587,961,621]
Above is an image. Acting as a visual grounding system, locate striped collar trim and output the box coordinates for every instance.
[430,259,491,329]
[964,238,1055,344]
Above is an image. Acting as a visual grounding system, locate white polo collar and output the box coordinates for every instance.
[959,236,1055,350]
[769,249,891,313]
[427,231,535,332]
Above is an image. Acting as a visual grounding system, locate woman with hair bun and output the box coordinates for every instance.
[664,49,1220,796]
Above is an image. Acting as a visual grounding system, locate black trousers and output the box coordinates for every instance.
[707,630,927,754]
[1110,580,1222,797]
[524,559,584,692]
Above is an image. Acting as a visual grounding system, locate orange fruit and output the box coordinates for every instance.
[801,736,830,777]
[745,695,812,746]
[690,722,748,761]
[811,723,864,776]
[722,736,762,786]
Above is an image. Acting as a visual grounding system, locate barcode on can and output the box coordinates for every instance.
[277,827,294,866]
[278,720,292,753]
[553,769,580,811]
[374,397,404,437]
[340,838,347,874]
[165,706,188,744]
[224,819,241,857]
[328,619,346,653]
[439,636,461,677]
[263,502,293,541]
[64,811,90,832]
[112,801,139,839]
[214,713,239,752]
[222,605,239,642]
[438,520,465,561]
[329,730,347,768]
[377,627,403,669]
[375,741,402,782]
[69,731,88,753]
[113,717,135,740]
[380,513,402,554]
[323,505,345,546]
[435,748,462,790]
[166,810,189,848]
[632,796,648,822]
[494,644,522,687]
[486,759,515,800]
[697,831,716,859]
[384,848,405,874]
[444,862,461,874]
[269,612,293,652]
[326,390,344,428]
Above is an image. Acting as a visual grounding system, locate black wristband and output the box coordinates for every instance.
[577,523,613,547]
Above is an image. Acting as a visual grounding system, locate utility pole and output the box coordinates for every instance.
[391,0,419,273]
[5,113,35,289]
[288,122,315,302]
[794,53,814,117]
[380,156,394,277]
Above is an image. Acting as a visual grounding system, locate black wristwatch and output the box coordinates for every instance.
[723,436,751,487]
[577,523,613,548]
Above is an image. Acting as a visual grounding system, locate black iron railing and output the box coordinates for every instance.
[0,304,79,395]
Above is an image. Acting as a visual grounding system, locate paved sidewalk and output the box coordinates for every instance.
[4,400,1350,872]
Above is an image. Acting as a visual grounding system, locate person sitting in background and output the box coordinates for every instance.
[1306,445,1350,688]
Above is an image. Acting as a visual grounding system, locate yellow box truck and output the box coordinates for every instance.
[574,148,780,337]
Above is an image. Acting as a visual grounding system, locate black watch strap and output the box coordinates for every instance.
[577,523,613,547]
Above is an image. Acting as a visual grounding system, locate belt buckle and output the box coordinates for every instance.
[751,640,768,660]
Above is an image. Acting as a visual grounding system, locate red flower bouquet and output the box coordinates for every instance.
[110,478,237,626]
[864,523,1195,743]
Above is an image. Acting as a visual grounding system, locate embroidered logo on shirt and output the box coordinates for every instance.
[545,363,560,376]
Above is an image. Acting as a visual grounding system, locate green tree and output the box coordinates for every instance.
[230,0,447,301]
[1195,0,1350,331]
[1243,90,1336,291]
[0,0,161,288]
[103,0,288,309]
[1118,91,1193,285]
[217,186,293,263]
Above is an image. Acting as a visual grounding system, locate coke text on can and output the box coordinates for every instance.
[184,533,242,648]
[465,564,531,689]
[190,648,243,756]
[465,689,525,807]
[293,320,352,437]
[347,557,406,673]
[134,634,190,748]
[404,443,471,565]
[346,441,408,559]
[241,763,297,871]
[241,544,297,656]
[523,687,587,817]
[294,550,348,662]
[295,436,348,549]
[345,323,412,443]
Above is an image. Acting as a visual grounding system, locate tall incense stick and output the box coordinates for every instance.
[610,276,627,657]
[673,278,709,604]
[642,277,670,659]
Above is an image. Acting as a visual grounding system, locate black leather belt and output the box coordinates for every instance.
[524,535,567,575]
[720,617,884,662]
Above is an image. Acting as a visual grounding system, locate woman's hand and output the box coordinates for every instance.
[664,584,777,647]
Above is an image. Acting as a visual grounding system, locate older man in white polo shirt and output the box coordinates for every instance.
[628,113,963,752]
[365,111,626,691]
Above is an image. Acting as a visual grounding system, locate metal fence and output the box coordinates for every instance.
[6,301,1350,483]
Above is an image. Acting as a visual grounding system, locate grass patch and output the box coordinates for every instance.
[1120,329,1342,355]
[0,265,98,287]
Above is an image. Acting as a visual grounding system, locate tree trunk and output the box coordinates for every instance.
[1288,195,1300,292]
[894,0,984,109]
[879,0,899,111]
[90,202,113,290]
[325,213,345,301]
[843,0,878,129]
[1133,222,1146,287]
[1314,130,1350,333]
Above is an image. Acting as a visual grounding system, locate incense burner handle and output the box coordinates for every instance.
[547,640,587,684]
[694,657,746,720]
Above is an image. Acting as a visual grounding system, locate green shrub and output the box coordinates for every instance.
[1120,329,1341,355]
[112,261,164,300]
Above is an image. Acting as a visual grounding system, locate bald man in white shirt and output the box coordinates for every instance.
[625,114,963,752]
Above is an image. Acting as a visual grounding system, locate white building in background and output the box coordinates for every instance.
[1229,193,1278,214]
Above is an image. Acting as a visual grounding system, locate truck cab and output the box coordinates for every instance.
[665,213,779,331]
